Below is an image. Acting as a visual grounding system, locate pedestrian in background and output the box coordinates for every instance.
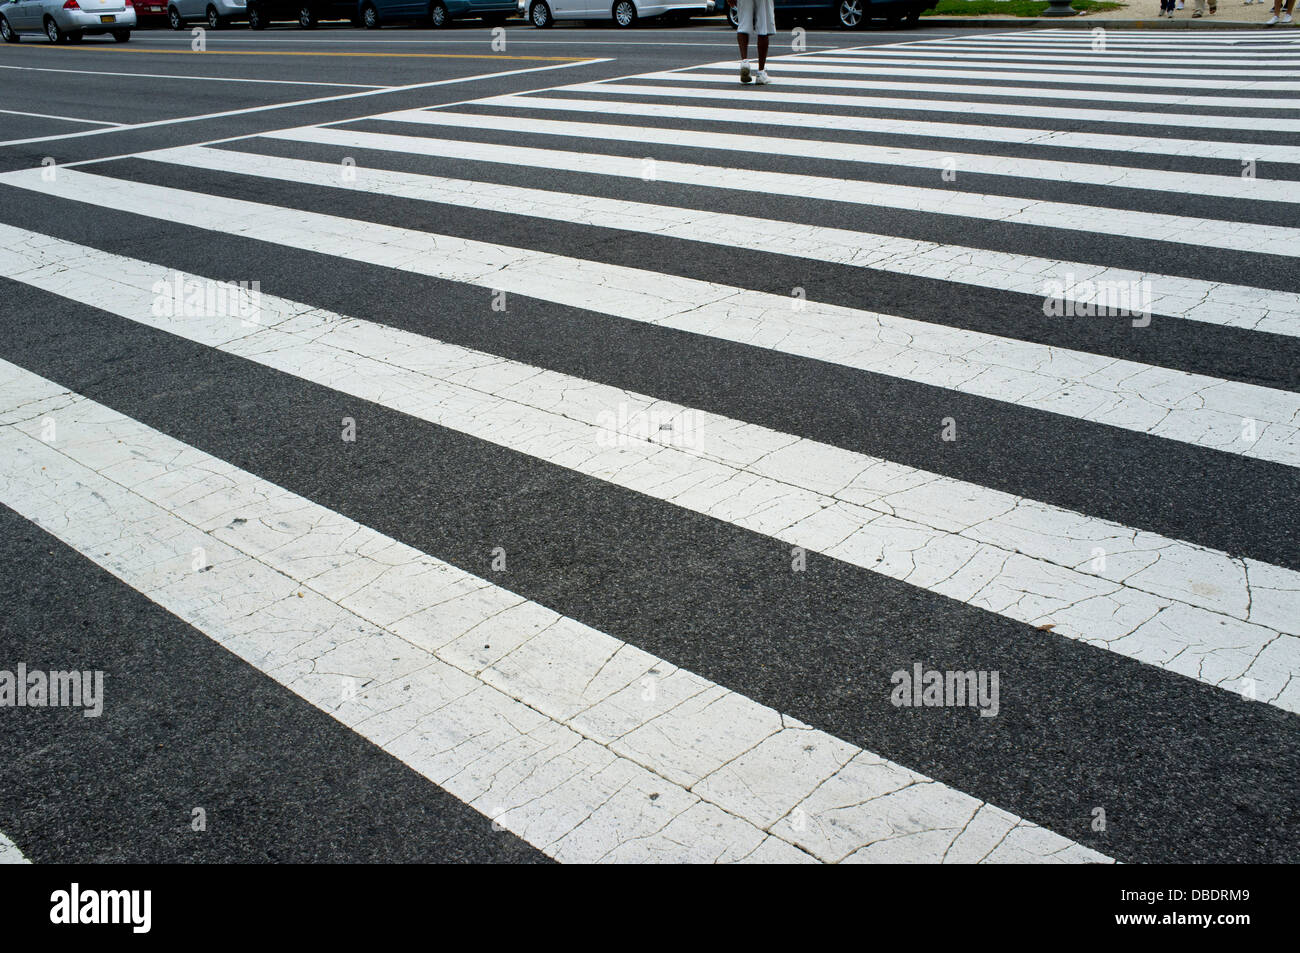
[734,0,775,86]
[1265,0,1294,22]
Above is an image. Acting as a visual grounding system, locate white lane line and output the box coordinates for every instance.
[0,108,123,127]
[560,81,1300,133]
[0,59,612,149]
[919,39,1300,51]
[264,125,1300,260]
[12,166,1299,468]
[0,361,1112,865]
[0,833,29,864]
[649,70,1300,111]
[705,62,1300,91]
[786,56,1300,77]
[2,227,1296,713]
[0,63,386,89]
[151,143,1300,336]
[810,50,1300,67]
[377,108,1300,205]
[482,93,1300,165]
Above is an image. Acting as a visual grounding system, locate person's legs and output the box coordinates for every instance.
[735,0,754,82]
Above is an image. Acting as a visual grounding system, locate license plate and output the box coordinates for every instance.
[100,14,115,21]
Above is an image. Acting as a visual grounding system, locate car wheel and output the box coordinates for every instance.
[528,0,551,26]
[44,16,66,42]
[612,0,635,26]
[726,1,737,28]
[298,3,317,26]
[206,4,223,27]
[361,1,380,26]
[167,4,184,28]
[247,3,265,27]
[0,16,17,42]
[427,0,447,26]
[836,0,864,28]
[111,28,130,40]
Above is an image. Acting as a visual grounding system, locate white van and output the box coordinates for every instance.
[523,0,714,27]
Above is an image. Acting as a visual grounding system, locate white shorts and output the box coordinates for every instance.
[734,0,775,36]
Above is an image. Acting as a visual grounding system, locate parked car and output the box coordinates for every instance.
[524,0,713,27]
[354,0,516,27]
[133,0,167,19]
[721,0,924,29]
[0,0,135,41]
[165,0,247,28]
[246,0,354,27]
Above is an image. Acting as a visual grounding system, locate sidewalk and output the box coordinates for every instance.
[922,0,1300,26]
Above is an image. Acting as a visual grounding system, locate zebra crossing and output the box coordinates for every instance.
[1,27,1297,864]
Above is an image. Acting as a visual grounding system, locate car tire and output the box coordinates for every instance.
[427,0,448,26]
[361,1,380,26]
[725,1,737,28]
[836,0,864,28]
[44,16,66,42]
[205,4,224,27]
[528,0,551,26]
[112,28,130,40]
[298,3,317,26]
[0,16,17,42]
[247,3,266,27]
[167,4,184,28]
[612,0,635,26]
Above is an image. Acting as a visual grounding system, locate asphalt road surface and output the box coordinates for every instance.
[0,20,1297,865]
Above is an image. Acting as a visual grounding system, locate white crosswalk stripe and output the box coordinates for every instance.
[0,832,29,865]
[1,29,1296,864]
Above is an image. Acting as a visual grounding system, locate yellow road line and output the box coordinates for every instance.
[44,47,588,61]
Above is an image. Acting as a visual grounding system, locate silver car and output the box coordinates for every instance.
[165,0,247,28]
[0,0,136,41]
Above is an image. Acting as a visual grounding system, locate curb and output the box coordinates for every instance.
[917,16,1286,27]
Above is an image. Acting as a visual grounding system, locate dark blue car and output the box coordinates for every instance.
[723,0,926,29]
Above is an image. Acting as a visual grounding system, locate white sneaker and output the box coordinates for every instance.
[1283,11,1294,20]
[755,70,771,85]
[1266,12,1279,21]
[739,61,752,84]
